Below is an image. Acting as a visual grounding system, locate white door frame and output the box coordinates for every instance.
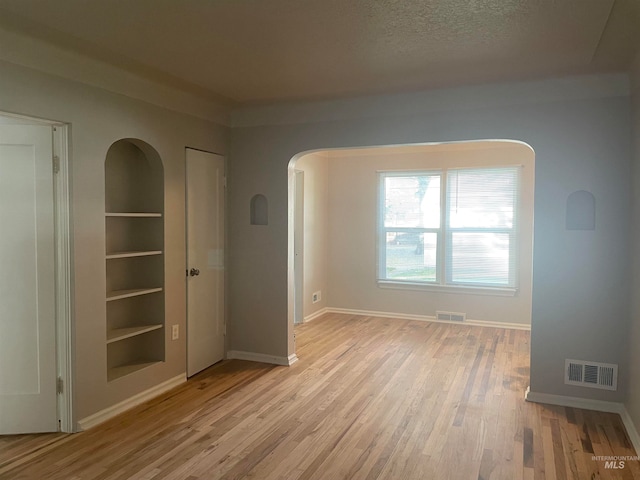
[53,124,74,433]
[1,111,74,433]
[293,170,304,325]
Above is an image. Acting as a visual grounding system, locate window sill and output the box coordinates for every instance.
[377,280,518,297]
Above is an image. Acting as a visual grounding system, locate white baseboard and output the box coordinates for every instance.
[325,307,531,331]
[304,307,328,323]
[620,405,640,455]
[525,387,623,413]
[227,350,298,366]
[525,387,640,454]
[78,373,186,431]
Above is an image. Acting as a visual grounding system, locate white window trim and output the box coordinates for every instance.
[377,166,520,293]
[377,170,443,283]
[377,280,518,297]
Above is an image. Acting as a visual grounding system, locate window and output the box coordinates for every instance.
[379,166,520,290]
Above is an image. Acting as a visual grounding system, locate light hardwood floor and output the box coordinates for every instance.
[1,313,638,480]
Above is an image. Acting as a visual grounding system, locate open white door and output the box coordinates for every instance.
[186,149,225,377]
[0,125,58,434]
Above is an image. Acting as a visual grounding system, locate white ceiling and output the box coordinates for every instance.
[0,0,637,105]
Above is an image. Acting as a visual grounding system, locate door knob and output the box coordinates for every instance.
[189,268,200,276]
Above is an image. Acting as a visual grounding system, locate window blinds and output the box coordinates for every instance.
[445,167,520,287]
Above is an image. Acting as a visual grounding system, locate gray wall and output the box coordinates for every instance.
[294,152,330,319]
[2,44,633,423]
[627,52,640,436]
[229,75,631,401]
[0,60,228,422]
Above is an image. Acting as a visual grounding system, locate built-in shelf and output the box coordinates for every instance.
[105,139,165,382]
[107,360,162,382]
[105,212,162,218]
[106,287,163,302]
[106,250,163,259]
[107,324,163,344]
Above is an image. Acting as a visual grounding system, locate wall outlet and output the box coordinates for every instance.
[172,324,179,340]
[312,291,321,304]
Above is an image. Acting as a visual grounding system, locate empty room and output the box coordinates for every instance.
[1,1,640,479]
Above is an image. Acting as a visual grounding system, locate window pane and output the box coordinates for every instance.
[447,168,518,228]
[385,232,437,282]
[449,232,511,286]
[384,175,440,228]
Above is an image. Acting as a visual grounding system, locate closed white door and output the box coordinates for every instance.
[186,149,225,377]
[0,125,58,434]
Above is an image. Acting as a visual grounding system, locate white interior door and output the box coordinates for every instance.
[0,124,58,434]
[186,149,225,377]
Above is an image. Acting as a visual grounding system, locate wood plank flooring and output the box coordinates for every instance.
[1,313,638,479]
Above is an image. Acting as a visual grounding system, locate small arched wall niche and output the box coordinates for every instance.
[104,139,165,382]
[566,190,595,230]
[250,194,269,225]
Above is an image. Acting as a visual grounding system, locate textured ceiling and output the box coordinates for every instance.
[0,0,637,105]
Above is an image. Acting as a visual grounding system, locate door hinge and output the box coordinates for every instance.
[53,155,60,174]
[223,176,227,188]
[57,376,64,395]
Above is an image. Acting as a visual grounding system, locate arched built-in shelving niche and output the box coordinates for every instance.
[105,139,165,382]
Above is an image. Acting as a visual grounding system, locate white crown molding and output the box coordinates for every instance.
[631,50,640,92]
[232,73,630,128]
[0,26,232,126]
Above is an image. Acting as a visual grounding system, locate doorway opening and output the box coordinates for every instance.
[0,111,72,434]
[287,140,535,357]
